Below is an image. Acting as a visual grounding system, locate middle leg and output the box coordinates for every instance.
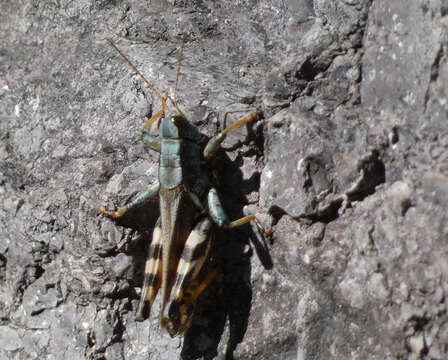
[99,182,160,219]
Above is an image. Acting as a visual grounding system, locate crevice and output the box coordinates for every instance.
[112,314,126,343]
[269,153,386,225]
[0,253,7,286]
[408,314,431,332]
[268,205,288,225]
[315,155,386,222]
[296,57,328,82]
[34,264,45,281]
[424,42,444,112]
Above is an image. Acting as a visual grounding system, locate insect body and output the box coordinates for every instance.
[99,38,269,337]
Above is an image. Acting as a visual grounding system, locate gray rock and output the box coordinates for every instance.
[1,0,448,359]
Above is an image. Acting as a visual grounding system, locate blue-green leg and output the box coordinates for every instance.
[141,131,161,152]
[99,182,160,218]
[139,106,167,152]
[207,188,271,235]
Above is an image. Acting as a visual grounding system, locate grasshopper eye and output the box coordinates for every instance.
[171,113,186,123]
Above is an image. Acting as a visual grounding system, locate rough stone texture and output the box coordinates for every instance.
[1,0,448,359]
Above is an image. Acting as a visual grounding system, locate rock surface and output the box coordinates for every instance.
[1,0,448,359]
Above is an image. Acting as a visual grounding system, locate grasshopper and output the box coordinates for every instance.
[99,37,270,337]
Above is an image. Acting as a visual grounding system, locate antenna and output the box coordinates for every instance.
[172,33,186,108]
[106,39,167,111]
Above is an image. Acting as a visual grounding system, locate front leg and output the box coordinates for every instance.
[203,109,262,160]
[140,106,168,152]
[141,130,161,152]
[99,182,160,218]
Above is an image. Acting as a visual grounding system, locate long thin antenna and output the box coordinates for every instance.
[173,34,186,107]
[106,39,166,110]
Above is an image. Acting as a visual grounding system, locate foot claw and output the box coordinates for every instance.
[98,205,120,218]
[98,205,107,213]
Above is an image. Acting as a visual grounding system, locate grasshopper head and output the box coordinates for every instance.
[169,109,190,125]
[160,108,203,144]
[159,109,190,138]
[160,298,195,337]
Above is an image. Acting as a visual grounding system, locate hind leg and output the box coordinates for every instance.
[161,218,214,336]
[135,217,163,321]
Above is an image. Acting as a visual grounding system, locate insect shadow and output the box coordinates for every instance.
[181,140,273,360]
